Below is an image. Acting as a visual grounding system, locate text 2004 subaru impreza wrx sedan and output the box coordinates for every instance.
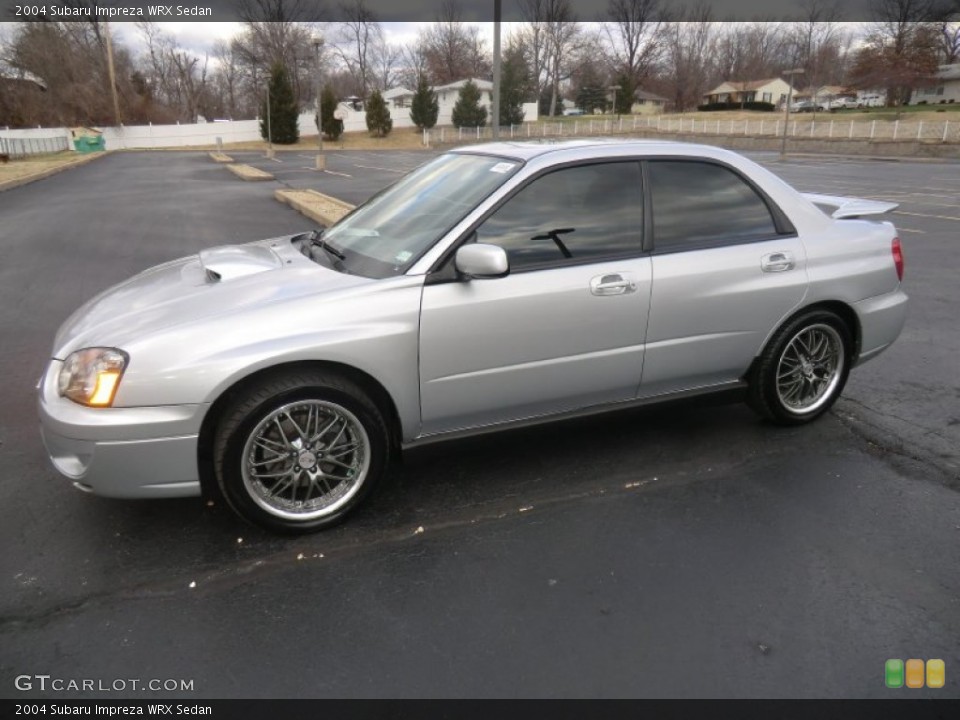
[38,141,907,533]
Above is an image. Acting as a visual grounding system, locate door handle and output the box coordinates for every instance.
[761,251,795,273]
[590,273,637,296]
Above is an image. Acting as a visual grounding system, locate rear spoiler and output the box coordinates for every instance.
[802,193,899,219]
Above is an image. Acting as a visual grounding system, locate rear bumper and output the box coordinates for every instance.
[38,360,205,499]
[853,287,908,367]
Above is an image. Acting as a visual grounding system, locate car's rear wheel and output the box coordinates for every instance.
[213,371,390,533]
[748,310,852,425]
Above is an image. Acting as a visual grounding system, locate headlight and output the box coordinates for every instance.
[58,348,129,407]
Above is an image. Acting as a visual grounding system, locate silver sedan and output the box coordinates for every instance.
[38,141,908,532]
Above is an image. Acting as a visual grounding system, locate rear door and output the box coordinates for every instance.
[640,159,809,397]
[418,161,652,436]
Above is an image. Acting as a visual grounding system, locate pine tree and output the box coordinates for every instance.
[613,72,637,115]
[452,79,487,128]
[409,74,439,130]
[316,84,343,141]
[499,49,530,126]
[365,89,393,137]
[260,62,299,145]
[573,61,607,115]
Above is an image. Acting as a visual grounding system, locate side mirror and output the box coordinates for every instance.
[455,243,509,279]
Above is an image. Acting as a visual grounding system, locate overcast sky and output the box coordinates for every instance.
[2,20,882,71]
[109,21,493,59]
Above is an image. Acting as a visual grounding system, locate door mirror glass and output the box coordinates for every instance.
[455,244,510,279]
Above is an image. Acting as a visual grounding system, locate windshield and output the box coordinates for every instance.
[321,153,522,278]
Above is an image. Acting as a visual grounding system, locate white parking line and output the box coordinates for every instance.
[294,167,353,177]
[897,227,926,234]
[894,210,960,222]
[353,163,407,174]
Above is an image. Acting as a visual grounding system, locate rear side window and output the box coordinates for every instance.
[475,161,643,270]
[648,161,779,251]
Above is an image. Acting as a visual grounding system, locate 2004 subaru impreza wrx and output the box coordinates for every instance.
[38,141,908,532]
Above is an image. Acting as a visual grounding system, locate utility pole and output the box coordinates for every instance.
[265,85,273,158]
[609,85,622,120]
[314,37,325,170]
[491,0,501,140]
[104,22,121,126]
[780,68,804,161]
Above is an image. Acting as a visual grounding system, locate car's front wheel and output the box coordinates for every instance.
[213,371,390,533]
[748,310,852,425]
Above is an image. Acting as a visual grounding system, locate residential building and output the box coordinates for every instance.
[381,79,537,126]
[702,78,794,107]
[909,64,960,105]
[632,89,668,115]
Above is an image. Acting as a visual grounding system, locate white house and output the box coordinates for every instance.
[703,78,794,108]
[381,79,537,126]
[382,87,413,109]
[909,64,960,105]
[632,89,668,115]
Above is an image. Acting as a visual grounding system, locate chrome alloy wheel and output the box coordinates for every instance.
[775,323,845,415]
[240,400,371,521]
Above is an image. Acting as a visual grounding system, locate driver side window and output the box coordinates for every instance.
[475,161,643,271]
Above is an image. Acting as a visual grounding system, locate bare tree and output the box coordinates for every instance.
[4,20,140,126]
[518,0,582,116]
[137,22,213,122]
[602,0,663,84]
[940,15,960,62]
[334,0,379,97]
[508,9,550,100]
[848,0,943,105]
[233,0,325,106]
[785,0,847,109]
[211,40,242,119]
[419,0,491,85]
[397,37,430,89]
[370,35,402,92]
[660,2,716,111]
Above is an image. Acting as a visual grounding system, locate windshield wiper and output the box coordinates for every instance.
[306,228,346,263]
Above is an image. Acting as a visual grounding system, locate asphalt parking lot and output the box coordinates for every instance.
[1,147,958,700]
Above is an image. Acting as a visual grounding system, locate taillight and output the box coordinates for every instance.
[892,237,904,282]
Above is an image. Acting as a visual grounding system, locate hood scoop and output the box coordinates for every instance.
[199,245,282,282]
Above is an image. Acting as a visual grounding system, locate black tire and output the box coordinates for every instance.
[213,370,391,533]
[747,309,853,426]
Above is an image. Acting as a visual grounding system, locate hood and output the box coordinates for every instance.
[53,236,372,357]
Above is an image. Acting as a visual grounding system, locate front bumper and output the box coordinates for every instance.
[38,359,205,499]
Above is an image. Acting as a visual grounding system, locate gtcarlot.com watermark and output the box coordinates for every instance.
[15,675,195,693]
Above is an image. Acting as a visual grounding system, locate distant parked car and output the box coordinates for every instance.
[857,95,885,108]
[39,141,908,533]
[828,97,858,110]
[563,108,585,116]
[792,100,825,113]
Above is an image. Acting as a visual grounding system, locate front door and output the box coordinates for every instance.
[418,161,652,436]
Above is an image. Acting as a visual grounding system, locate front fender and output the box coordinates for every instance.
[114,278,424,441]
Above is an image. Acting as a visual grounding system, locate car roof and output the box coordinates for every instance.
[451,138,746,164]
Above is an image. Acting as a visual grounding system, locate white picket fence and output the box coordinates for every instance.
[5,110,957,152]
[0,134,70,158]
[425,114,960,145]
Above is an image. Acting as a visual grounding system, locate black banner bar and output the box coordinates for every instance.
[3,699,960,720]
[0,0,927,23]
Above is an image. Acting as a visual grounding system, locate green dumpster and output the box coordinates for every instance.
[73,135,105,153]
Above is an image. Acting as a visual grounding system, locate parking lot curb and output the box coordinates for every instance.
[226,163,274,181]
[275,189,355,226]
[0,152,107,192]
[209,152,233,163]
[783,152,958,164]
